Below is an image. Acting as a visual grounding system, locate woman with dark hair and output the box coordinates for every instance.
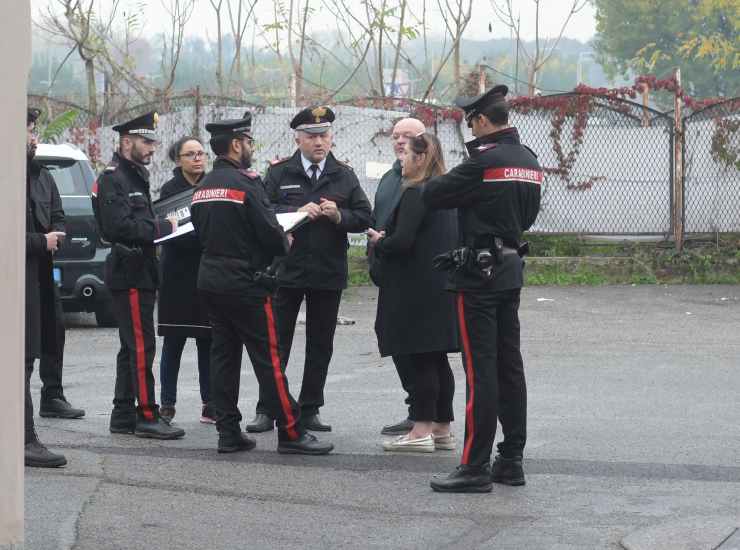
[157,136,214,424]
[367,133,459,452]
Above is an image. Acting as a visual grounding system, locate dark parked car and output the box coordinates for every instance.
[36,144,117,327]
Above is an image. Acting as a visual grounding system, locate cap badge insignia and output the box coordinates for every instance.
[311,106,327,123]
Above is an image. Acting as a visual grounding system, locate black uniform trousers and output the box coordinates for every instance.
[110,289,158,422]
[256,287,342,417]
[456,288,527,467]
[203,292,302,441]
[391,355,415,418]
[39,285,66,402]
[25,356,37,443]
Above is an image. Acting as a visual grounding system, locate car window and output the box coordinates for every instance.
[39,159,90,196]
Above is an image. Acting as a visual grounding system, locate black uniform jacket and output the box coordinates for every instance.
[26,160,65,358]
[157,168,211,339]
[190,157,288,298]
[92,152,174,290]
[374,186,459,357]
[422,127,542,292]
[264,150,372,290]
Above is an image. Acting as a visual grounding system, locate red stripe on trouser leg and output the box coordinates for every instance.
[129,289,154,421]
[264,296,299,440]
[457,292,475,465]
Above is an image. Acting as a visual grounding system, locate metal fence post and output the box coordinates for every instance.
[193,86,202,139]
[672,68,685,251]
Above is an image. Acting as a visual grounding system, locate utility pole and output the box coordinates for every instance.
[672,68,685,251]
[0,1,30,547]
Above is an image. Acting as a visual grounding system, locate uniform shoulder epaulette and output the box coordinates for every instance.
[477,143,497,152]
[523,144,538,158]
[269,156,290,166]
[336,158,354,171]
[239,168,261,180]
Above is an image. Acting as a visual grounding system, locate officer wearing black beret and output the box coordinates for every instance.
[422,85,542,492]
[92,111,184,440]
[190,113,333,455]
[247,106,372,433]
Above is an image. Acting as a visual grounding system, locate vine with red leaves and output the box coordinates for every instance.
[711,119,740,171]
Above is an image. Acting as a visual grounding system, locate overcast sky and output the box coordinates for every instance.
[33,0,596,45]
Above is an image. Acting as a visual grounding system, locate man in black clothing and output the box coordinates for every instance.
[422,85,542,493]
[372,116,425,437]
[26,109,86,421]
[247,106,372,434]
[190,113,332,455]
[92,112,184,440]
[25,108,68,467]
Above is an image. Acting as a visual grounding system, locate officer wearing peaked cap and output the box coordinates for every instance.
[422,85,542,493]
[91,111,185,440]
[247,106,372,434]
[190,112,333,455]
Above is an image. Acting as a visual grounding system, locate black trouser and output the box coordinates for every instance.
[203,292,302,441]
[256,287,342,417]
[391,355,415,418]
[396,352,454,423]
[159,335,211,406]
[456,289,527,467]
[110,289,158,422]
[39,285,65,402]
[25,356,37,444]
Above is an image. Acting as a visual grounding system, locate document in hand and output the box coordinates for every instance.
[276,212,310,233]
[154,213,308,245]
[154,222,194,244]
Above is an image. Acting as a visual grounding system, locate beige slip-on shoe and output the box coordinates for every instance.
[433,433,456,450]
[382,434,435,453]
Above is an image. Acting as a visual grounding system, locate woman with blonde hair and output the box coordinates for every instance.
[368,133,459,452]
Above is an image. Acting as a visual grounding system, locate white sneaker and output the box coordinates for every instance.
[433,433,456,450]
[382,434,435,453]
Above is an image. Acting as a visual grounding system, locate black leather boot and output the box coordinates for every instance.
[277,433,334,455]
[135,418,185,440]
[380,417,413,435]
[430,464,493,493]
[246,413,274,433]
[491,455,526,486]
[302,414,332,432]
[25,438,67,468]
[40,397,85,419]
[109,409,137,434]
[218,431,257,453]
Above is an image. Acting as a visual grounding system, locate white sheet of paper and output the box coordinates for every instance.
[276,212,309,232]
[154,221,194,244]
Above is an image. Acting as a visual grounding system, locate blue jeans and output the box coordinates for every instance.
[159,336,211,406]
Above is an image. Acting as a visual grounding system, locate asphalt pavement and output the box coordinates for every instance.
[25,285,740,550]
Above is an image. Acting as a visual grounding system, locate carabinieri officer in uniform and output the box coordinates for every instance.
[92,112,185,440]
[247,106,372,433]
[190,113,333,455]
[422,85,542,493]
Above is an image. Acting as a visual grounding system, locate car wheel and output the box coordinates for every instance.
[95,304,118,328]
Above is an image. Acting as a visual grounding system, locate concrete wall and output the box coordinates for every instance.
[0,1,30,547]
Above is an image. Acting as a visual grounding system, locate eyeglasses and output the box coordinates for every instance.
[179,151,208,160]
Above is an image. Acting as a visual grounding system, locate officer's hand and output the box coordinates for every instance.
[167,215,179,233]
[366,228,385,245]
[45,231,65,252]
[298,202,323,220]
[319,198,341,224]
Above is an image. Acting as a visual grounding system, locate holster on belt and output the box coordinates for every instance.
[113,243,144,284]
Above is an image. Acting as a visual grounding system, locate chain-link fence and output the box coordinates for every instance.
[683,98,740,233]
[29,91,740,238]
